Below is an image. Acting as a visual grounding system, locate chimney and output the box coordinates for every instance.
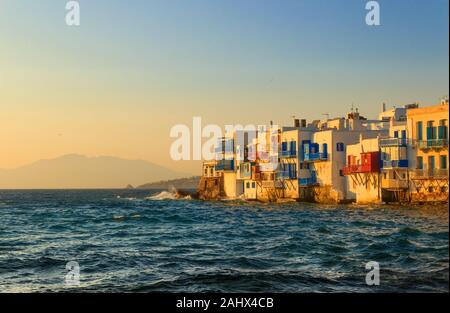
[382,102,386,112]
[294,119,300,127]
[301,119,307,128]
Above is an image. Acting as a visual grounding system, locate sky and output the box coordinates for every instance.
[0,0,448,174]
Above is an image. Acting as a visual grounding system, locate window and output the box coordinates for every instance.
[428,156,435,170]
[417,156,423,170]
[336,142,344,152]
[427,121,437,140]
[252,182,256,188]
[440,155,448,170]
[394,131,399,138]
[438,120,448,140]
[300,163,310,170]
[246,182,250,189]
[401,130,406,139]
[322,143,328,156]
[290,141,296,153]
[416,121,423,140]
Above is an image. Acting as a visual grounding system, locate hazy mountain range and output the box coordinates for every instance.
[0,154,189,189]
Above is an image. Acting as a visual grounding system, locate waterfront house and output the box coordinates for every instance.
[407,99,449,202]
[197,99,449,204]
[379,105,413,203]
[343,136,381,204]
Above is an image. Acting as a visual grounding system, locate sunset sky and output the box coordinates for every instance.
[0,0,448,175]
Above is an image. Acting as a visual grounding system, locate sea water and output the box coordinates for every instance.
[0,190,448,292]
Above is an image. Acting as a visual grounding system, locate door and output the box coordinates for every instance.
[428,156,435,176]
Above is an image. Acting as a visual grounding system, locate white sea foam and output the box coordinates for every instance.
[146,188,192,201]
[146,190,178,201]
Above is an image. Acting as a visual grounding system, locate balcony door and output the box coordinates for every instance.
[428,156,435,175]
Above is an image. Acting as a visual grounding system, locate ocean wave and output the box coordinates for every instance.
[0,189,447,292]
[146,189,192,201]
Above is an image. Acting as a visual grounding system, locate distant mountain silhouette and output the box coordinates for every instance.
[0,154,188,189]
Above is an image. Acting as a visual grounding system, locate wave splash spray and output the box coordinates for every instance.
[146,188,193,201]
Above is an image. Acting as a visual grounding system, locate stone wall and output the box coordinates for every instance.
[197,176,223,200]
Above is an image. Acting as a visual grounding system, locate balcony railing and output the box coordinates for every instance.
[279,170,297,179]
[382,160,409,168]
[304,153,328,162]
[261,180,283,188]
[281,150,297,158]
[411,169,449,179]
[379,138,408,147]
[215,160,234,171]
[298,176,318,186]
[342,164,378,175]
[381,179,409,189]
[417,139,448,149]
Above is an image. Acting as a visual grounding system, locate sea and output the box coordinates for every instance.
[0,189,448,293]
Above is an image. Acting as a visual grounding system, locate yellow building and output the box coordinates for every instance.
[407,99,449,202]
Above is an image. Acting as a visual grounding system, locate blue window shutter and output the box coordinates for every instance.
[394,131,399,138]
[401,130,406,138]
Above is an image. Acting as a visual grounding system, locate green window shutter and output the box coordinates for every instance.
[417,122,423,140]
[426,127,432,140]
[440,155,448,170]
